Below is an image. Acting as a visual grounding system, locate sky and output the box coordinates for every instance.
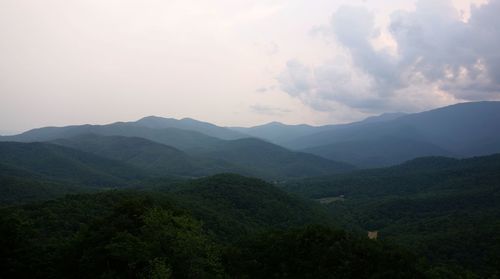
[1,0,498,133]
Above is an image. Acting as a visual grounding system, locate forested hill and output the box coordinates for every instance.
[155,174,332,241]
[0,141,146,187]
[0,135,354,205]
[283,153,500,198]
[282,154,500,276]
[52,134,355,179]
[0,174,430,278]
[199,138,354,178]
[51,134,199,176]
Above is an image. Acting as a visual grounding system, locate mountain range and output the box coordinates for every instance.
[234,101,500,167]
[1,101,499,171]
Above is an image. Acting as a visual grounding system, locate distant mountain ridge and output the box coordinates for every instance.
[302,137,453,168]
[51,134,354,179]
[230,112,407,144]
[0,122,224,152]
[136,116,248,140]
[0,114,354,179]
[230,102,500,167]
[230,122,327,144]
[1,101,499,169]
[288,102,500,167]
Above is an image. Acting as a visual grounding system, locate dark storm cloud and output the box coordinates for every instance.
[279,0,500,113]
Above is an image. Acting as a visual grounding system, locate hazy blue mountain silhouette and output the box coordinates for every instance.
[230,112,407,145]
[0,122,224,152]
[2,101,498,169]
[288,102,500,167]
[136,116,248,140]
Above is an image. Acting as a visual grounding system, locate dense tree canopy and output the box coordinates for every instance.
[0,182,443,279]
[283,155,500,277]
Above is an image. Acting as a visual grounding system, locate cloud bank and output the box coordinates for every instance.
[279,0,500,113]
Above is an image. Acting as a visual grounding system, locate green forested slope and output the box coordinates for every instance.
[0,174,429,278]
[52,134,354,179]
[0,173,85,204]
[0,142,146,187]
[202,138,354,179]
[283,154,500,276]
[159,174,332,241]
[52,134,199,176]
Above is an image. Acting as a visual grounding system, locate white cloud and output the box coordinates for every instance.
[278,0,500,114]
[0,0,494,130]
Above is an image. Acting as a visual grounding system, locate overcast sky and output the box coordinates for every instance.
[1,0,498,133]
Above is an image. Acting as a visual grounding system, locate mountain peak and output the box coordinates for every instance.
[137,115,173,122]
[264,121,286,126]
[133,115,247,140]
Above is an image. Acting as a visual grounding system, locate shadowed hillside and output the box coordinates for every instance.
[283,154,500,276]
[0,142,146,187]
[52,134,198,176]
[200,138,355,179]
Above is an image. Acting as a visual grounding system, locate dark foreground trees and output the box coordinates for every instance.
[224,226,426,279]
[0,192,223,278]
[1,190,438,279]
